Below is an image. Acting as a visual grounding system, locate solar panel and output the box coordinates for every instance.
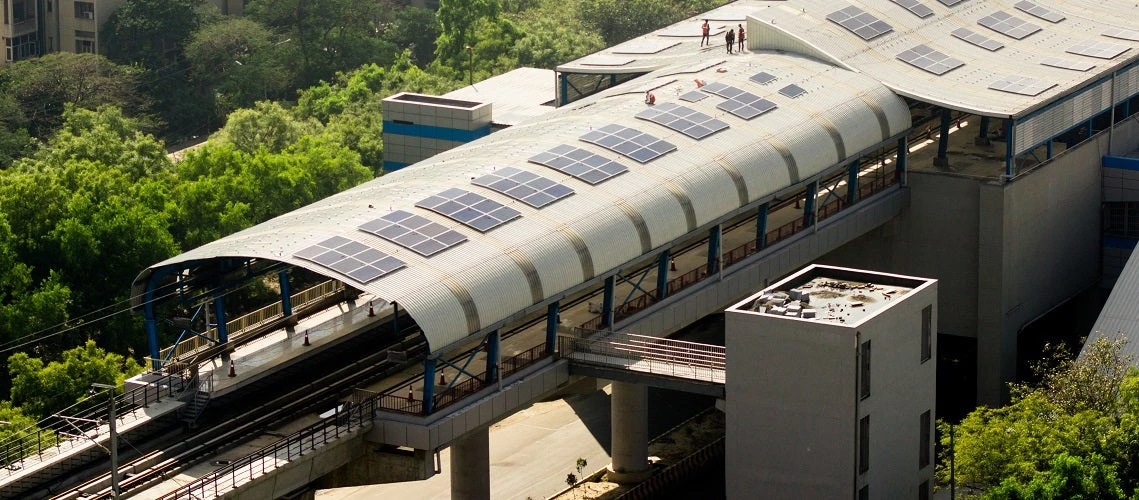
[1066,40,1130,60]
[889,0,934,18]
[580,124,677,163]
[1104,27,1139,42]
[778,84,807,98]
[358,210,467,257]
[415,188,521,232]
[294,236,405,283]
[472,167,575,208]
[826,6,894,41]
[896,45,965,75]
[988,75,1055,96]
[936,0,968,6]
[978,11,1041,40]
[750,71,777,85]
[951,27,1005,51]
[1039,57,1095,72]
[679,90,709,102]
[529,145,629,185]
[636,102,730,140]
[701,83,779,120]
[1013,1,1064,23]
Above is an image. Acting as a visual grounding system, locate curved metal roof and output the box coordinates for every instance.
[134,54,910,354]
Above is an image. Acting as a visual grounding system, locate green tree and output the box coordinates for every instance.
[986,453,1126,500]
[380,7,439,67]
[213,101,323,155]
[8,340,143,418]
[185,17,289,114]
[0,53,151,138]
[0,401,39,442]
[0,214,71,347]
[435,0,501,65]
[102,0,205,69]
[0,93,31,167]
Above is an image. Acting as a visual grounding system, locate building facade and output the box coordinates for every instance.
[725,265,937,500]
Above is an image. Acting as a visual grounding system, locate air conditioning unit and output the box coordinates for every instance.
[84,11,94,20]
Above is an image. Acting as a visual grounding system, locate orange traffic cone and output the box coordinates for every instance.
[228,360,237,377]
[368,300,375,317]
[670,258,677,272]
[303,330,311,346]
[439,371,447,385]
[407,387,415,402]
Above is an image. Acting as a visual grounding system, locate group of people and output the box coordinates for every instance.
[700,20,745,53]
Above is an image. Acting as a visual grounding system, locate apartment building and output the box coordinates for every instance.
[2,0,242,64]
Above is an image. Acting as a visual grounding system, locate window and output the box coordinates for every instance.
[859,485,869,500]
[4,38,11,62]
[74,1,94,19]
[12,0,26,23]
[920,410,931,468]
[922,305,932,362]
[2,0,8,25]
[75,39,94,53]
[859,415,870,473]
[919,480,930,500]
[860,340,871,399]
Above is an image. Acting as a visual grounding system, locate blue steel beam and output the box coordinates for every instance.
[602,275,615,328]
[847,160,860,206]
[935,108,951,167]
[803,181,817,227]
[213,295,228,344]
[896,137,907,185]
[617,267,652,305]
[656,250,669,300]
[422,357,437,415]
[1005,119,1015,178]
[278,270,293,317]
[756,203,768,250]
[546,302,559,354]
[707,225,721,274]
[486,330,500,383]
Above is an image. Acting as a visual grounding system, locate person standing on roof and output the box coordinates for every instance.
[726,28,735,54]
[738,24,746,52]
[701,20,710,46]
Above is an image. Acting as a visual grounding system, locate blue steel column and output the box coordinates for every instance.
[846,160,860,206]
[934,108,952,167]
[559,74,569,106]
[756,203,769,250]
[278,270,293,317]
[144,297,160,370]
[803,181,817,227]
[707,225,721,274]
[486,330,500,382]
[213,295,228,344]
[546,302,559,354]
[896,137,908,185]
[422,357,436,415]
[1005,119,1015,178]
[656,250,669,300]
[392,301,400,335]
[602,276,615,328]
[978,116,990,142]
[1047,140,1054,159]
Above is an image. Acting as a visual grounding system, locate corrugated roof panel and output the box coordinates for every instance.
[1082,246,1139,363]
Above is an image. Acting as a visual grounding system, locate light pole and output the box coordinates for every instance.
[465,45,473,86]
[91,383,120,498]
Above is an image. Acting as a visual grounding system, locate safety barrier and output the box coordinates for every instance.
[0,372,193,477]
[558,332,725,384]
[157,280,344,364]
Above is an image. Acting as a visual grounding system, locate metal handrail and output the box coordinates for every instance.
[558,333,725,384]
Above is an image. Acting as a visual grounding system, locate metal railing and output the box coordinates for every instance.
[558,332,725,384]
[157,280,345,363]
[580,174,900,332]
[159,395,376,500]
[0,372,193,476]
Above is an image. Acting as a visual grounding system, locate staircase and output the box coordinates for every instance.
[180,375,212,430]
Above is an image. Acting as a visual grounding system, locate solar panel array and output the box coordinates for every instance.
[779,84,807,98]
[529,145,629,184]
[636,102,730,140]
[580,124,677,163]
[889,0,934,18]
[978,11,1041,40]
[951,27,1005,51]
[415,188,522,232]
[1104,28,1139,42]
[679,90,709,102]
[1014,1,1064,23]
[1039,57,1095,72]
[701,82,778,120]
[294,236,405,283]
[988,75,1056,96]
[472,167,575,208]
[897,45,965,75]
[826,6,894,41]
[749,71,777,85]
[1067,40,1130,60]
[358,210,467,257]
[936,0,968,6]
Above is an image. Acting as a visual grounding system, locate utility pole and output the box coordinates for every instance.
[92,383,120,498]
[465,45,473,86]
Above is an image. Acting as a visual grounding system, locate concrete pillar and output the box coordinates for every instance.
[451,427,491,500]
[934,107,951,167]
[609,381,651,483]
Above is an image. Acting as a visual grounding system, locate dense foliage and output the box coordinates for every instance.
[942,337,1139,499]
